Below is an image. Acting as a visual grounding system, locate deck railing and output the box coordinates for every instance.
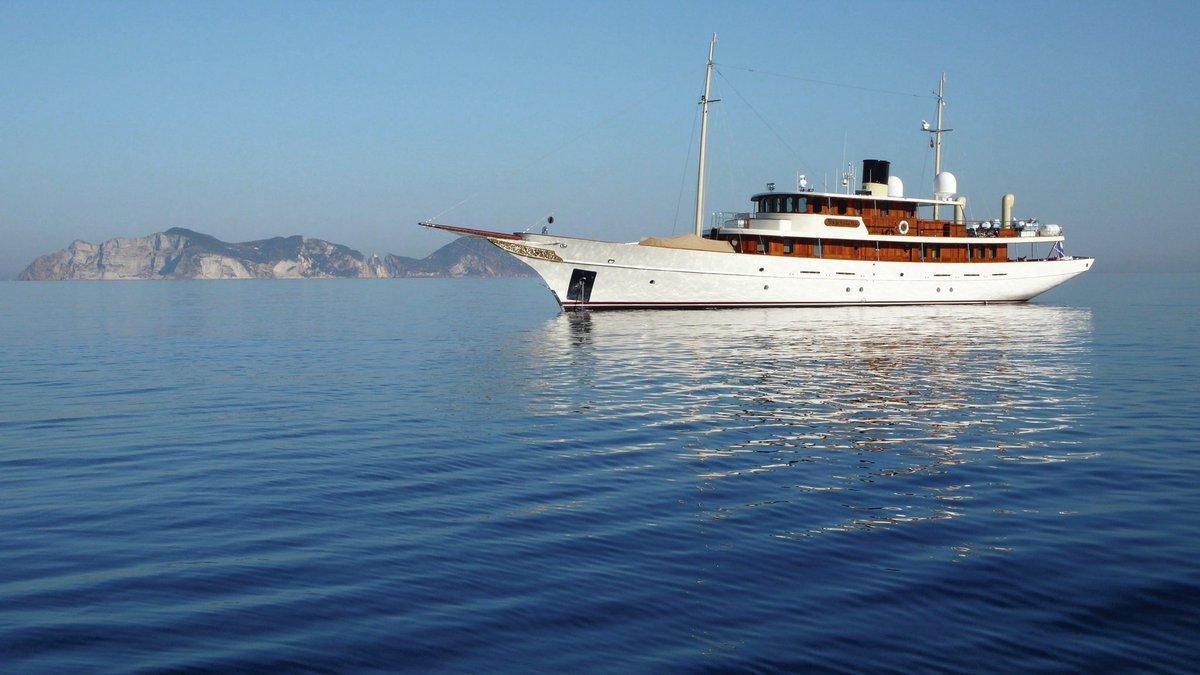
[710,211,1063,238]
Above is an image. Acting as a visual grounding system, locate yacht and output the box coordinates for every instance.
[423,36,1092,309]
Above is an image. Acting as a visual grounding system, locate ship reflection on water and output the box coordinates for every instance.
[522,304,1094,547]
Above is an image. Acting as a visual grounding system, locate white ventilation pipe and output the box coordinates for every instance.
[1001,193,1015,228]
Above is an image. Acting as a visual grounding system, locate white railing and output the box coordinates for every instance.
[710,211,750,231]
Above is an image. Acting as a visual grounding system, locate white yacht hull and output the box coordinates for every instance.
[497,233,1093,310]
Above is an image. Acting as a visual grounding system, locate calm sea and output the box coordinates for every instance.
[1,273,1197,672]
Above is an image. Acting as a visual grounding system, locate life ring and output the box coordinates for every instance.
[897,220,910,235]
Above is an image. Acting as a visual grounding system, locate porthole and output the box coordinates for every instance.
[846,287,851,292]
[937,287,941,292]
[649,280,655,285]
[900,272,904,277]
[607,259,615,264]
[949,287,954,292]
[859,287,863,292]
[763,285,769,290]
[759,267,764,272]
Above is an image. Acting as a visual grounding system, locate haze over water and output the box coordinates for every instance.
[2,273,1197,671]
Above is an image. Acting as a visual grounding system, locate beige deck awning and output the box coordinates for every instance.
[638,234,735,253]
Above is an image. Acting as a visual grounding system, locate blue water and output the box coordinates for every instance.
[2,273,1198,672]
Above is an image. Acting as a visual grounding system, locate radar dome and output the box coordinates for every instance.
[934,171,957,199]
[887,175,904,197]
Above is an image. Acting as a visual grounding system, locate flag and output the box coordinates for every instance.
[1048,240,1065,260]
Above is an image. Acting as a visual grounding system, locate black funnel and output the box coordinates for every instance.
[862,159,890,185]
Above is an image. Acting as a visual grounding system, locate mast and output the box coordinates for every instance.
[928,72,952,220]
[693,34,717,236]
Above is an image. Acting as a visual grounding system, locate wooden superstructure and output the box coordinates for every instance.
[705,176,1063,265]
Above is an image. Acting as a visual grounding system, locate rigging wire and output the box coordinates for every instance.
[424,65,698,225]
[717,63,934,99]
[714,68,808,174]
[671,104,701,235]
[716,78,738,223]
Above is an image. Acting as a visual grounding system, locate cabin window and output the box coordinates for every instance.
[785,197,794,212]
[930,246,940,260]
[783,241,793,254]
[815,239,823,257]
[837,200,847,215]
[882,204,890,216]
[756,239,766,253]
[794,197,807,213]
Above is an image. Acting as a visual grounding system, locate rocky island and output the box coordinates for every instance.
[19,228,532,280]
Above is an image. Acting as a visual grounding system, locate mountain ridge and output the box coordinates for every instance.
[19,228,533,280]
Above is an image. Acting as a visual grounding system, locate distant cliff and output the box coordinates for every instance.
[19,228,533,280]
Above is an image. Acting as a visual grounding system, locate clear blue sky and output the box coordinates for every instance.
[2,0,1198,276]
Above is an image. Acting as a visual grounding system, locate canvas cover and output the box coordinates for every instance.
[637,234,735,253]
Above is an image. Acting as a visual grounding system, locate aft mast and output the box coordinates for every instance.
[693,34,717,236]
[924,72,952,220]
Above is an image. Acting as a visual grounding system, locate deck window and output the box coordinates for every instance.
[837,200,847,215]
[783,241,793,254]
[756,239,766,253]
[794,197,807,213]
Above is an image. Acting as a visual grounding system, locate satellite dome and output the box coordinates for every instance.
[934,171,957,199]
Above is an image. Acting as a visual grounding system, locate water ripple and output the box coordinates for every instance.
[1,277,1198,671]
